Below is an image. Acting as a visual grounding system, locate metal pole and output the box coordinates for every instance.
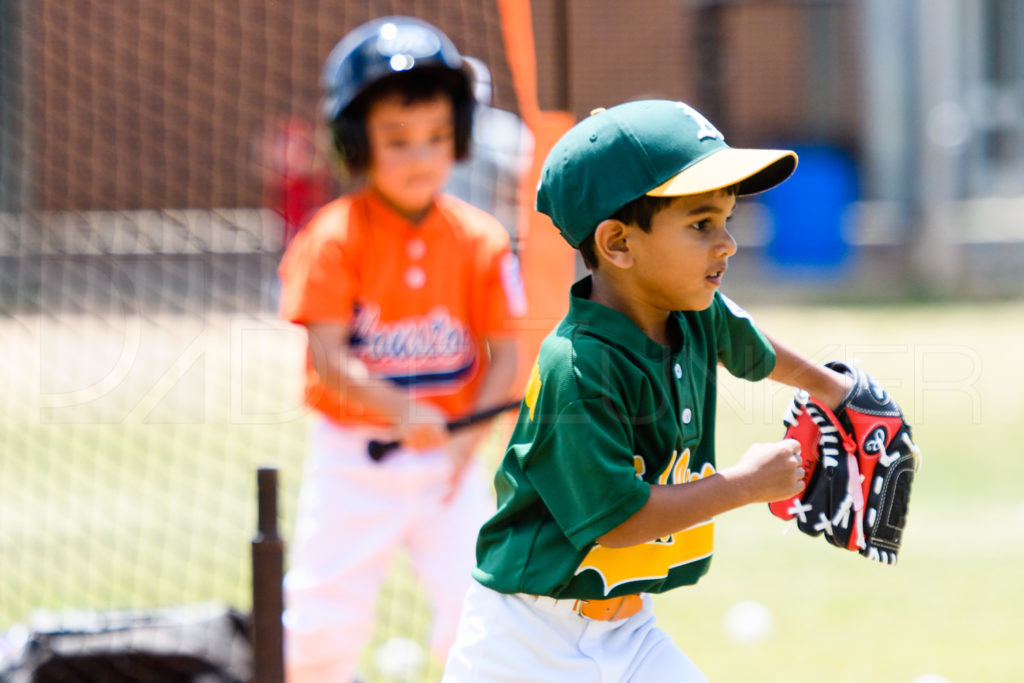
[252,467,285,683]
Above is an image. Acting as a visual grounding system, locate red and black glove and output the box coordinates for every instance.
[769,362,922,564]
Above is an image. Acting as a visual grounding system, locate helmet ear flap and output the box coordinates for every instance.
[329,113,369,173]
[451,80,475,162]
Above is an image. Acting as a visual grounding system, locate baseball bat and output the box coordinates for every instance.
[367,398,523,461]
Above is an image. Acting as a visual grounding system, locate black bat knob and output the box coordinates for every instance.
[367,439,399,461]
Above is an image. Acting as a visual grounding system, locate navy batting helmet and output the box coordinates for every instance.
[321,16,475,171]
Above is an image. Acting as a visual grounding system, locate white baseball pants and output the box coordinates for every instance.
[442,582,708,683]
[283,417,493,683]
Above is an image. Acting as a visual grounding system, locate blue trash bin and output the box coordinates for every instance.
[762,144,857,275]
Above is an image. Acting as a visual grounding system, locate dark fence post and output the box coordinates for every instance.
[252,467,285,683]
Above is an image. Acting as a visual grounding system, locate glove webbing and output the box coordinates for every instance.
[804,400,866,551]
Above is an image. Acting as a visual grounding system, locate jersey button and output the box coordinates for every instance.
[681,408,692,424]
[673,363,683,379]
[406,237,426,260]
[404,266,426,289]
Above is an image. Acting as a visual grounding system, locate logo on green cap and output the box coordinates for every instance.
[675,102,723,142]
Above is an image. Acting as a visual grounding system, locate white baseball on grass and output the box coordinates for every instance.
[722,600,774,643]
[374,636,426,680]
[909,675,950,683]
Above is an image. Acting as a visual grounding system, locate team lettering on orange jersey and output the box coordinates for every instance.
[351,303,474,385]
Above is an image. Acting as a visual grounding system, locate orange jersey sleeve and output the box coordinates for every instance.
[278,197,359,325]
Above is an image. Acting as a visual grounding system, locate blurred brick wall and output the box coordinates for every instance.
[22,0,860,211]
[722,3,862,146]
[531,0,861,148]
[23,0,517,211]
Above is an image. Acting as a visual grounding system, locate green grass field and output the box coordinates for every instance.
[2,302,1022,681]
[655,302,1024,683]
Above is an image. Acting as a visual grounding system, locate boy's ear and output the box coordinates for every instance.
[593,219,634,269]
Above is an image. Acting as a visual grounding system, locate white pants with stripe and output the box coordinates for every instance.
[283,417,493,683]
[442,581,708,683]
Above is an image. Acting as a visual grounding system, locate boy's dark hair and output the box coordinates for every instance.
[329,67,474,173]
[578,194,677,270]
[578,185,740,270]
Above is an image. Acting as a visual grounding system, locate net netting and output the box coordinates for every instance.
[0,1,529,680]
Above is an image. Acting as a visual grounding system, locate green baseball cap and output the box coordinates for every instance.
[536,99,798,247]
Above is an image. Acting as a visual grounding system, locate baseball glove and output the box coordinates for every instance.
[769,361,922,564]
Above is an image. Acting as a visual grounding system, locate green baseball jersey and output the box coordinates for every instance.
[473,277,776,600]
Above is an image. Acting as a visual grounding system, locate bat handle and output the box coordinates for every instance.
[368,438,400,461]
[367,398,523,462]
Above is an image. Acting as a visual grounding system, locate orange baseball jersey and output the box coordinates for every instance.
[278,189,526,425]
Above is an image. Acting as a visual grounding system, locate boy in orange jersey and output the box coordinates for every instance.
[277,17,524,682]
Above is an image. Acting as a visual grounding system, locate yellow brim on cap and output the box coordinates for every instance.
[646,147,798,198]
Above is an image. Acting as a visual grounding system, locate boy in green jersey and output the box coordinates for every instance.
[442,99,855,682]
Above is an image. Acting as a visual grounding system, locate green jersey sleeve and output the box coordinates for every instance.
[519,394,651,551]
[710,291,776,380]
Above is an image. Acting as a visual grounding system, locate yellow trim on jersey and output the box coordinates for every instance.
[575,521,714,593]
[524,363,542,421]
[574,448,717,593]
